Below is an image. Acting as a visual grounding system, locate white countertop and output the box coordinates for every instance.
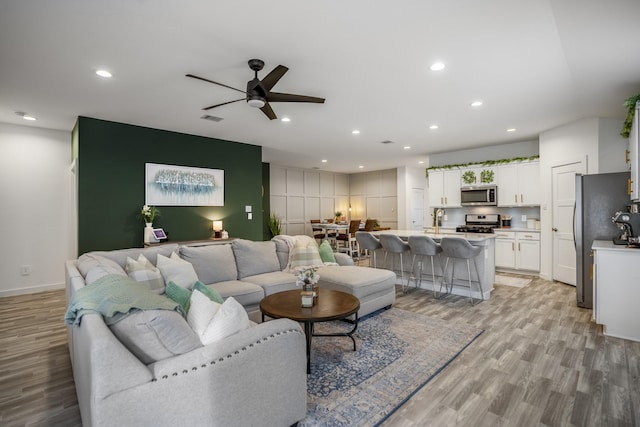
[592,239,640,252]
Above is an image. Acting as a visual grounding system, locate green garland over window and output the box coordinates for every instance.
[425,155,539,177]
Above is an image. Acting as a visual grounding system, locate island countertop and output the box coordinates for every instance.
[371,229,496,243]
[368,229,496,299]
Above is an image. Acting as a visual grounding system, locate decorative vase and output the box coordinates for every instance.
[144,222,153,244]
[301,283,314,307]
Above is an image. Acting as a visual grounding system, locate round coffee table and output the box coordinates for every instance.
[260,288,360,374]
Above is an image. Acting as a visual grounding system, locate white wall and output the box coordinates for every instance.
[349,169,398,229]
[538,117,627,280]
[0,123,74,296]
[270,166,350,236]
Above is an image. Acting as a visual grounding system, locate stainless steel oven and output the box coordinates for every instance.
[460,185,497,206]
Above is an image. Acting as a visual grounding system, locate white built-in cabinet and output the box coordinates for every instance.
[497,161,540,206]
[592,240,640,342]
[494,230,540,271]
[428,169,461,207]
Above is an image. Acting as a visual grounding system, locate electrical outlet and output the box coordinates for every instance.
[521,215,527,222]
[444,214,448,221]
[20,265,32,276]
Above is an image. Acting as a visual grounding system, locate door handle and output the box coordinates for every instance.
[552,227,558,232]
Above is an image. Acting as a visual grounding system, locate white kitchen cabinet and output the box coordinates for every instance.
[592,240,640,342]
[494,231,540,271]
[497,161,540,206]
[428,169,461,207]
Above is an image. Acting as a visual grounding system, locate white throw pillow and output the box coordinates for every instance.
[125,254,165,294]
[156,253,199,290]
[187,289,222,337]
[200,297,250,345]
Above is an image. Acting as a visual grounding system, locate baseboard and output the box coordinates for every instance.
[0,282,65,298]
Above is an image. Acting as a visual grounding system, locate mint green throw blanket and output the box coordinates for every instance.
[65,274,181,326]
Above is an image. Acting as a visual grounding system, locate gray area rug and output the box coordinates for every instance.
[300,308,483,427]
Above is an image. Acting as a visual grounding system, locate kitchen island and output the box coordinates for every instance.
[370,229,496,300]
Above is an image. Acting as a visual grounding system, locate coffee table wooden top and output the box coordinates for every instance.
[260,288,360,322]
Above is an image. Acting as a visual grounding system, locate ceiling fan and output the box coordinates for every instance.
[186,59,325,120]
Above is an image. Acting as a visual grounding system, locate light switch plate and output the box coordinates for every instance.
[521,215,527,222]
[248,212,252,220]
[245,205,252,213]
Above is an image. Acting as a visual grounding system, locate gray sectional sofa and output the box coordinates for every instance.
[65,237,396,426]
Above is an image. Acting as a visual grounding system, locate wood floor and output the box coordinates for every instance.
[0,275,638,426]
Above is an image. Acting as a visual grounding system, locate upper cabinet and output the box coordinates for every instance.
[460,166,497,186]
[428,169,461,207]
[497,161,540,206]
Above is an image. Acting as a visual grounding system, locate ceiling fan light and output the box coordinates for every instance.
[247,96,266,108]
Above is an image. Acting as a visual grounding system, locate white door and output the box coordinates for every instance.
[552,161,585,285]
[411,188,424,231]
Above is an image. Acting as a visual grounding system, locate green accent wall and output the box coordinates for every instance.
[76,117,264,254]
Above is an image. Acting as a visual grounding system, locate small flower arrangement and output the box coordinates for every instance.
[141,205,160,224]
[295,267,320,286]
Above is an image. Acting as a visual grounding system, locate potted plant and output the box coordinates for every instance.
[269,213,282,238]
[334,211,343,223]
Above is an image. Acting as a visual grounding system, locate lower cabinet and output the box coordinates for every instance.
[494,231,540,271]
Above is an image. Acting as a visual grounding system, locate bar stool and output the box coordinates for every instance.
[440,237,484,305]
[379,234,411,292]
[355,231,382,268]
[408,235,446,298]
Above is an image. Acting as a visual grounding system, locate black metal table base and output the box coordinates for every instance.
[304,315,358,374]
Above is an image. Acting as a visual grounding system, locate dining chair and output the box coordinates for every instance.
[336,220,361,258]
[364,219,377,232]
[310,219,324,242]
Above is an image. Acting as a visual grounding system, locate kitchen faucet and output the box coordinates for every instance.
[434,208,444,234]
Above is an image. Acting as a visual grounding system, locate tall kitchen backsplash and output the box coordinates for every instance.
[432,206,541,229]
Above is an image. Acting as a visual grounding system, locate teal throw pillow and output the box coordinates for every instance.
[165,281,192,314]
[193,281,224,304]
[166,281,224,315]
[318,240,336,263]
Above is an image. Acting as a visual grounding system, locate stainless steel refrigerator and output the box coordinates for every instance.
[575,171,630,308]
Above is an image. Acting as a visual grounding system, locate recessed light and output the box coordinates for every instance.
[471,100,483,107]
[321,159,328,163]
[429,124,439,130]
[507,128,516,132]
[281,117,291,122]
[358,165,364,169]
[430,62,445,71]
[352,130,360,135]
[15,111,36,121]
[403,146,411,150]
[96,69,112,78]
[419,161,425,164]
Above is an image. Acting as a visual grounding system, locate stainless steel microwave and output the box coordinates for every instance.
[460,185,497,206]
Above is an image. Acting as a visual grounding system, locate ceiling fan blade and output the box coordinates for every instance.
[186,74,247,95]
[260,65,289,92]
[267,92,325,104]
[260,102,277,120]
[202,98,245,111]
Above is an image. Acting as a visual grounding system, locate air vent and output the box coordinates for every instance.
[380,140,394,144]
[201,114,224,122]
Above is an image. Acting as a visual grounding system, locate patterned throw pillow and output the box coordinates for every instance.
[156,252,199,289]
[318,240,337,263]
[290,240,324,269]
[125,254,165,294]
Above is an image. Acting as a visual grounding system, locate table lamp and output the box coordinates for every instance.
[213,220,223,238]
